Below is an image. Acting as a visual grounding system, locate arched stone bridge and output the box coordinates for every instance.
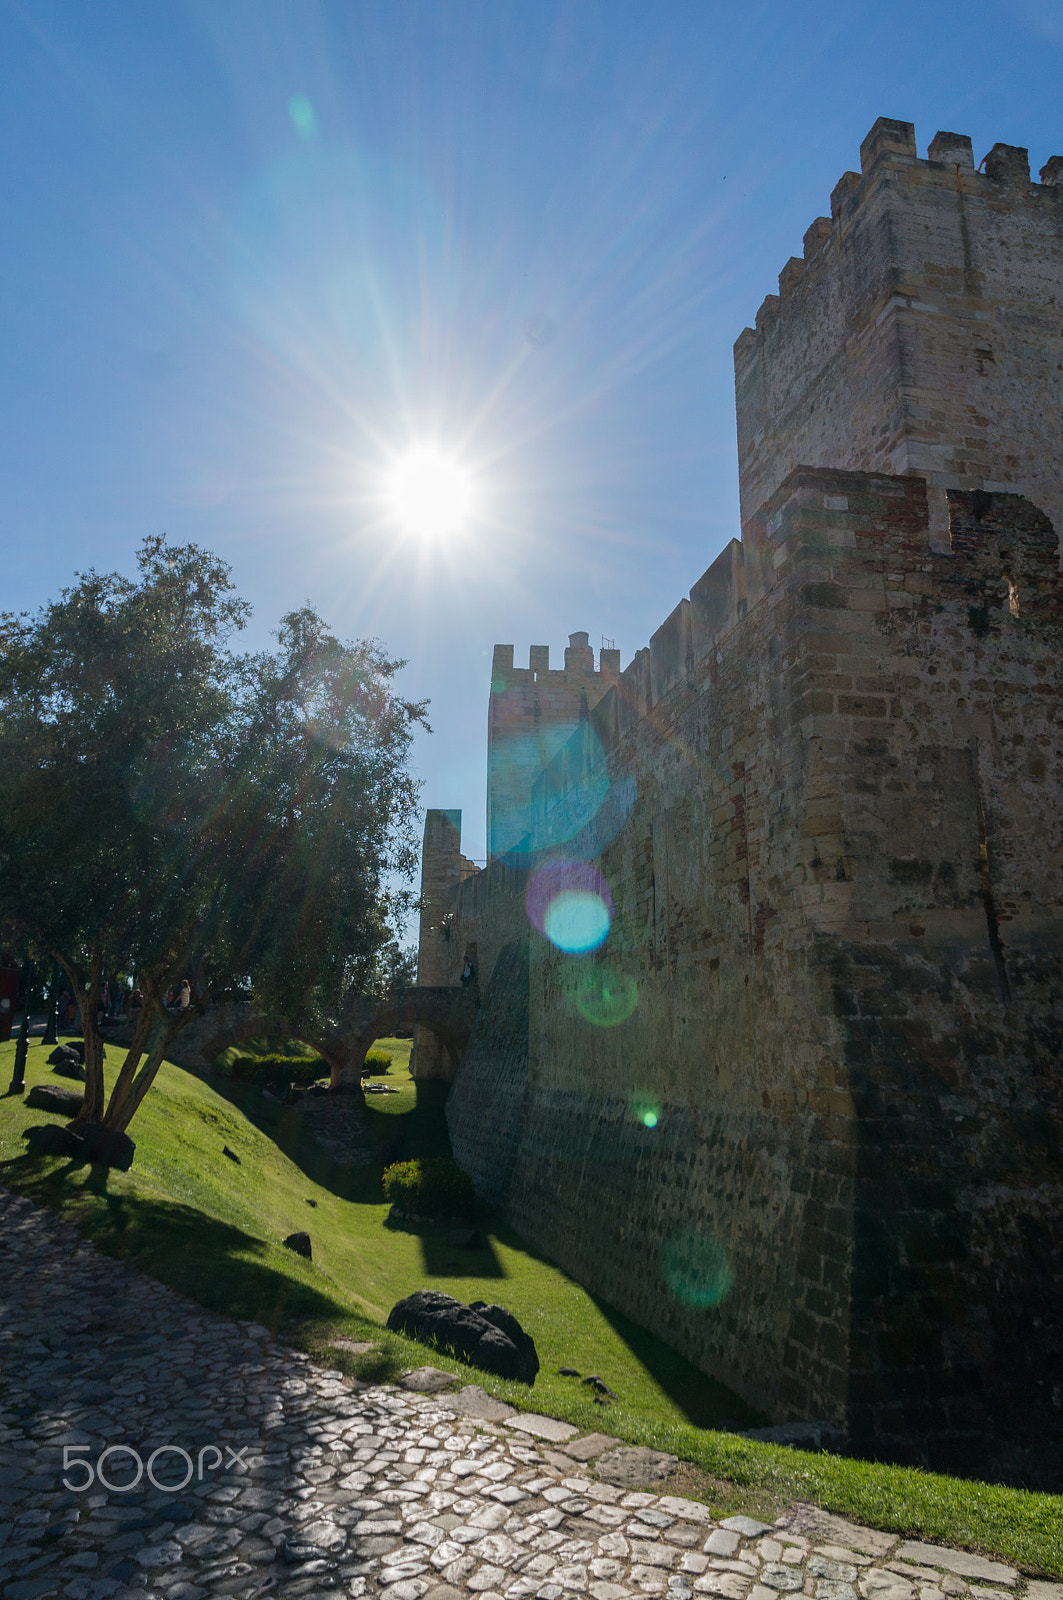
[161,986,479,1093]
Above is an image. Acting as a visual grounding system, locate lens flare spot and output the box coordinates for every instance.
[576,967,638,1027]
[543,890,610,953]
[527,862,613,954]
[630,1094,660,1130]
[662,1230,734,1309]
[288,95,318,140]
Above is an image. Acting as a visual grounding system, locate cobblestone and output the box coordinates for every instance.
[1,1188,1057,1600]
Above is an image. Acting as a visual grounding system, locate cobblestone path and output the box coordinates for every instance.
[1,1189,1059,1600]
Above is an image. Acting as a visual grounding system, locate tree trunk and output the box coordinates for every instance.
[65,955,105,1126]
[103,1004,197,1135]
[101,998,159,1129]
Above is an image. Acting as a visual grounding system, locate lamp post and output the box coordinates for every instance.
[9,959,34,1095]
[41,970,60,1047]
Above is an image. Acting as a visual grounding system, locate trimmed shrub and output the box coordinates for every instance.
[363,1049,392,1076]
[383,1157,476,1219]
[226,1053,330,1091]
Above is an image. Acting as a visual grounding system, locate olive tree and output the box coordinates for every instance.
[0,538,427,1138]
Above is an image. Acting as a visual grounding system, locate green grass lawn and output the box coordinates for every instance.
[1,1035,1060,1575]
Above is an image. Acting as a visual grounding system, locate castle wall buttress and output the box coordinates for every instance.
[449,467,1063,1483]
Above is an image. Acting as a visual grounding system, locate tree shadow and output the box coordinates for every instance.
[0,1150,357,1333]
[200,1074,457,1206]
[382,1212,506,1279]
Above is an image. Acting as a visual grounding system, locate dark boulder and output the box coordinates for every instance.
[70,1123,135,1171]
[26,1084,85,1117]
[48,1042,84,1067]
[284,1232,312,1259]
[48,1045,86,1081]
[386,1290,539,1385]
[469,1301,540,1382]
[20,1117,134,1169]
[445,1227,481,1248]
[22,1122,79,1157]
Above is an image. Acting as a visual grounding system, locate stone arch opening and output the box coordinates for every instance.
[159,987,479,1094]
[189,1006,350,1087]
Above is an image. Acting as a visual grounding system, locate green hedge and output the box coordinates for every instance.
[226,1053,330,1090]
[383,1156,476,1219]
[220,1049,392,1091]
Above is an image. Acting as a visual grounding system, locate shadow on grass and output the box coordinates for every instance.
[383,1212,507,1279]
[590,1291,766,1430]
[202,1075,456,1207]
[0,1150,354,1334]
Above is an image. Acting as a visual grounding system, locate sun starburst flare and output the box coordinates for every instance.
[384,445,474,543]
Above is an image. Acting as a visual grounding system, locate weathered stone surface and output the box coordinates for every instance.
[562,1432,620,1460]
[0,1187,991,1600]
[387,1291,539,1385]
[893,1545,1016,1586]
[400,1366,459,1393]
[775,1508,896,1560]
[735,119,1063,543]
[722,1517,773,1537]
[25,1084,84,1117]
[283,1231,312,1258]
[504,1413,578,1442]
[429,127,1063,1486]
[596,1446,679,1486]
[446,1384,517,1421]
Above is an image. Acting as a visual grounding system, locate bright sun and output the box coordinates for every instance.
[384,446,473,542]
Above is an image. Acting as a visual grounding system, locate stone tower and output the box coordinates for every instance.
[735,118,1063,542]
[486,632,619,860]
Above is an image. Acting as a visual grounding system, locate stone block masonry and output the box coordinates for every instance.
[735,117,1063,543]
[488,632,619,860]
[419,118,1063,1488]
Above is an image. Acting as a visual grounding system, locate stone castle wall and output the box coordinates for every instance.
[487,633,620,859]
[422,118,1063,1486]
[735,119,1063,542]
[443,471,1063,1483]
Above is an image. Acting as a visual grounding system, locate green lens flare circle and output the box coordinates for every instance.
[662,1230,734,1309]
[576,968,638,1027]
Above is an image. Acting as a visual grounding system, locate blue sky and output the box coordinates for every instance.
[2,0,1061,878]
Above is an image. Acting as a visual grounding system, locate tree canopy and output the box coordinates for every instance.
[0,537,428,1134]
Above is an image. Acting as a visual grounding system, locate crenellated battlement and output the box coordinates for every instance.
[487,630,619,859]
[739,118,1063,346]
[491,632,621,689]
[735,116,1063,541]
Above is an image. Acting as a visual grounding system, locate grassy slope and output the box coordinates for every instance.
[0,1037,1059,1575]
